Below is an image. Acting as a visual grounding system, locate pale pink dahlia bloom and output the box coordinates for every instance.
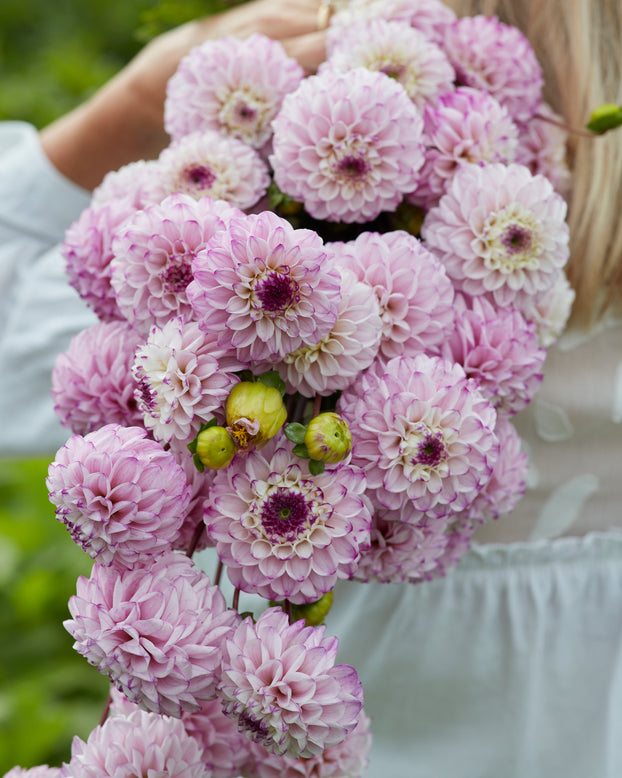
[51,320,144,436]
[273,268,382,397]
[333,230,455,360]
[421,162,570,307]
[442,15,543,124]
[324,19,454,110]
[329,0,456,46]
[250,710,372,778]
[441,295,546,416]
[144,131,270,209]
[408,87,519,209]
[205,444,372,604]
[110,193,234,334]
[270,68,425,223]
[165,34,304,148]
[3,769,61,778]
[338,354,499,514]
[65,550,240,716]
[64,709,206,778]
[62,198,136,322]
[132,317,237,445]
[520,270,575,348]
[91,160,158,210]
[188,210,342,362]
[47,425,190,568]
[170,447,216,555]
[217,607,364,758]
[515,103,572,198]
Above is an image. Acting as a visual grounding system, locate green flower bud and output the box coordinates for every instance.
[226,381,287,451]
[586,103,622,134]
[195,426,237,470]
[304,412,352,464]
[291,591,334,626]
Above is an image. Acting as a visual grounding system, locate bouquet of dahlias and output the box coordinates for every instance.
[12,1,576,775]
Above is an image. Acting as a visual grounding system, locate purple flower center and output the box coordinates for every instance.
[501,224,533,255]
[237,710,271,744]
[137,376,157,412]
[234,101,258,123]
[335,154,370,181]
[255,270,299,314]
[413,431,447,468]
[184,164,216,191]
[161,257,194,293]
[260,488,313,542]
[379,63,406,81]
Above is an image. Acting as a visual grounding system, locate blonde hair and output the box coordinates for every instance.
[445,0,622,325]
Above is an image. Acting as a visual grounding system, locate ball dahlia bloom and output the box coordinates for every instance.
[110,193,235,334]
[332,230,455,360]
[442,15,544,124]
[144,130,270,209]
[51,320,144,436]
[165,34,304,148]
[188,210,342,362]
[338,354,499,514]
[217,607,364,758]
[204,444,372,604]
[515,102,572,198]
[519,270,575,348]
[63,709,206,778]
[91,159,158,210]
[324,19,454,110]
[270,68,425,223]
[132,317,238,445]
[421,162,570,307]
[47,424,190,568]
[408,86,519,209]
[65,550,240,716]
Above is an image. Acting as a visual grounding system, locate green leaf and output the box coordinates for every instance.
[292,443,311,459]
[586,103,622,134]
[192,453,205,473]
[284,423,307,445]
[309,459,325,476]
[258,371,286,396]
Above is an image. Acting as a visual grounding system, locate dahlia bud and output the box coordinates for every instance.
[225,381,287,451]
[196,426,237,469]
[291,590,334,626]
[304,412,352,464]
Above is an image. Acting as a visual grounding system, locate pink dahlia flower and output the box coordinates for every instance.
[3,769,61,778]
[65,550,240,716]
[338,354,499,514]
[47,424,190,568]
[218,607,364,758]
[519,270,575,348]
[64,709,206,778]
[329,0,456,46]
[421,162,570,307]
[273,268,382,397]
[165,34,304,148]
[205,443,372,604]
[515,103,572,198]
[144,131,270,209]
[62,198,136,322]
[169,447,216,555]
[132,317,237,445]
[441,294,546,416]
[91,160,159,210]
[270,68,425,223]
[51,320,144,436]
[324,19,454,110]
[188,210,342,362]
[110,193,235,334]
[333,230,455,360]
[250,710,372,778]
[353,503,450,583]
[442,15,543,124]
[408,86,519,209]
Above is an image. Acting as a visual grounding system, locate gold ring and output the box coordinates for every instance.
[317,1,335,31]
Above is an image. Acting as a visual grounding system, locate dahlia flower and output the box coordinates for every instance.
[91,160,159,210]
[132,317,237,444]
[165,34,304,147]
[442,15,543,124]
[217,607,364,757]
[188,210,342,362]
[62,198,136,322]
[421,162,569,307]
[408,87,519,209]
[110,193,235,334]
[337,354,499,514]
[169,446,215,555]
[204,443,372,604]
[519,270,575,348]
[274,268,382,397]
[250,710,372,778]
[63,709,206,778]
[332,230,455,360]
[144,130,270,209]
[65,550,240,716]
[442,294,546,416]
[323,19,454,110]
[3,768,61,778]
[270,68,425,223]
[515,102,572,198]
[51,320,144,436]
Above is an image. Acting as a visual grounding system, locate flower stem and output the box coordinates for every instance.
[313,394,322,418]
[214,558,224,587]
[533,110,595,138]
[232,587,240,611]
[186,520,205,558]
[99,691,112,727]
